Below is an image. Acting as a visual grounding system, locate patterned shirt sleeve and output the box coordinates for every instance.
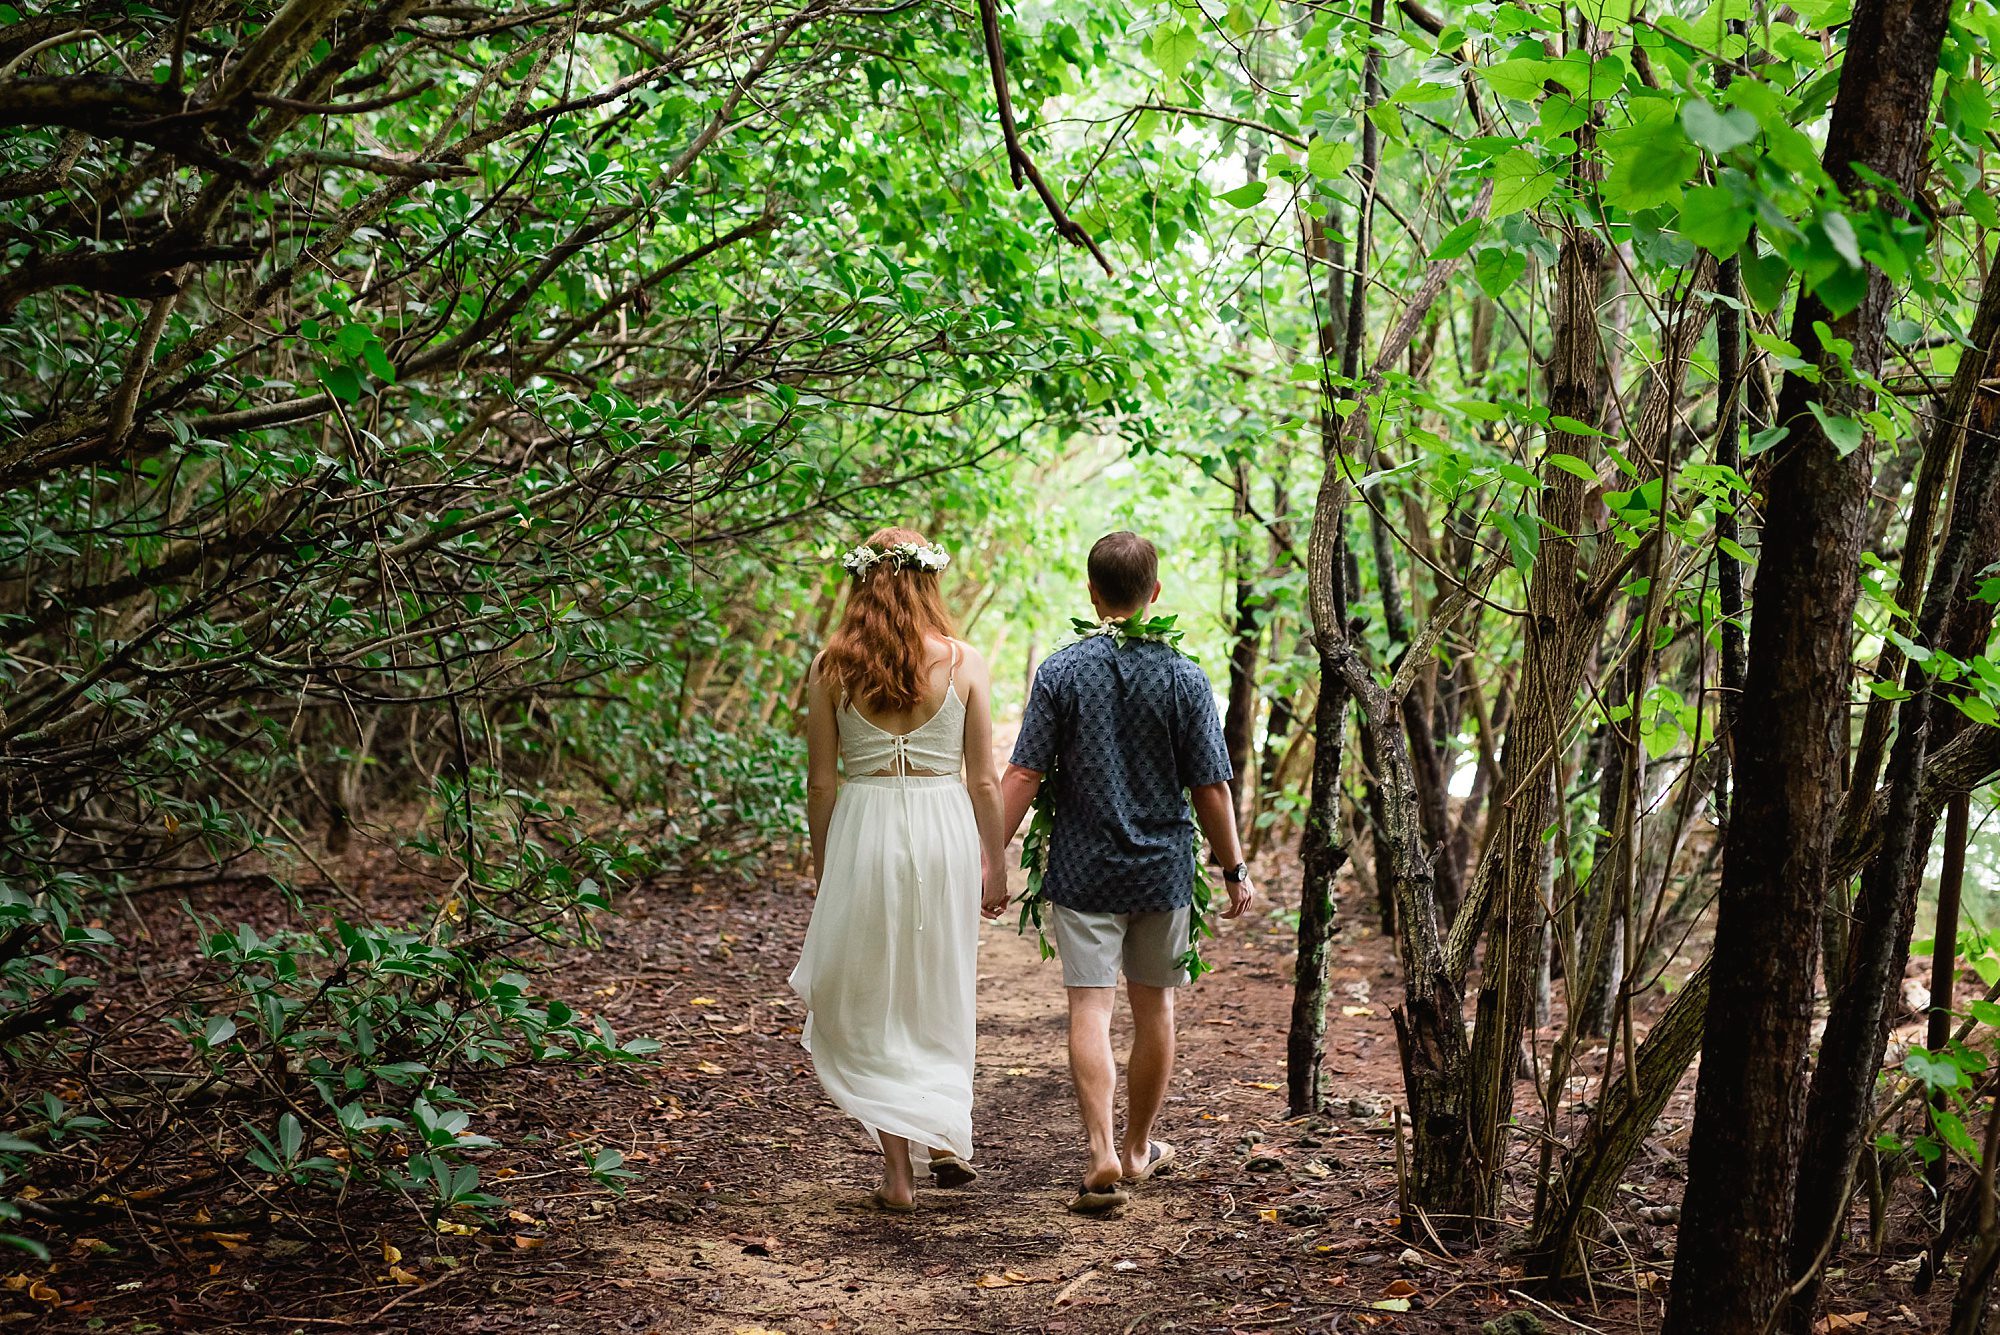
[1009,658,1062,772]
[1175,659,1234,789]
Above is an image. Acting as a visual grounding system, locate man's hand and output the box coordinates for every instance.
[1220,872,1255,920]
[981,859,1010,920]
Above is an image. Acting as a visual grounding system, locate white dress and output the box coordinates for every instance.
[788,660,980,1162]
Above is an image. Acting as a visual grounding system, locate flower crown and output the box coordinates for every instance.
[840,541,950,578]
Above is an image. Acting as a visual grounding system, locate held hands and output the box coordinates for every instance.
[980,852,1010,920]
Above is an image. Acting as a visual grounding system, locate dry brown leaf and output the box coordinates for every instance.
[1817,1317,1869,1333]
[513,1236,545,1250]
[1383,1278,1419,1297]
[696,1060,726,1075]
[27,1281,59,1304]
[387,1264,422,1286]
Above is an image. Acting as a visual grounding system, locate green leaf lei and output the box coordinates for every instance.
[1016,613,1221,981]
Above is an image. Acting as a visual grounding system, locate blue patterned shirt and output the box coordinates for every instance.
[1010,635,1233,914]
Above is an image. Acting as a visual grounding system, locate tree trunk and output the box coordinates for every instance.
[1224,460,1260,819]
[1289,639,1349,1117]
[1783,257,2000,1333]
[1461,217,1606,1222]
[1663,7,1953,1332]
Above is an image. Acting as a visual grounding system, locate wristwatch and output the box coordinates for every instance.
[1222,862,1250,884]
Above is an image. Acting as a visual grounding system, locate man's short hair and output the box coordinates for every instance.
[1088,531,1158,610]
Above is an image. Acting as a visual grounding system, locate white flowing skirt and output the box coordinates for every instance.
[789,774,980,1161]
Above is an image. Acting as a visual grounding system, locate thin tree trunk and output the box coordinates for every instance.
[1461,216,1607,1222]
[1225,461,1261,819]
[1930,795,1972,1213]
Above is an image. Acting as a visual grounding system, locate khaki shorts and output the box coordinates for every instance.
[1050,904,1191,989]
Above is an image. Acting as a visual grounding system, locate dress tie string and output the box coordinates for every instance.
[891,734,924,932]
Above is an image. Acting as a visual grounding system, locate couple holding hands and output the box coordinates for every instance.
[790,529,1255,1215]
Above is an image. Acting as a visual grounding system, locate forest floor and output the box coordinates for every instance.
[13,844,1957,1333]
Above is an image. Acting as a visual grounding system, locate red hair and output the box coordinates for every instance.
[821,527,956,713]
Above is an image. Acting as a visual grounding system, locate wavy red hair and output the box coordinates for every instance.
[820,527,956,713]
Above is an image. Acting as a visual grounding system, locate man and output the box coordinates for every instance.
[1001,531,1255,1214]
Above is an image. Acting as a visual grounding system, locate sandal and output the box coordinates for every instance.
[929,1155,979,1188]
[1066,1180,1130,1215]
[1125,1140,1177,1183]
[870,1188,917,1214]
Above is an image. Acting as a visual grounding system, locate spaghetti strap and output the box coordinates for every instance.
[947,641,961,686]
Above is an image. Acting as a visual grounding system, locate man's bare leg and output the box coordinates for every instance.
[1067,986,1122,1189]
[1120,982,1176,1176]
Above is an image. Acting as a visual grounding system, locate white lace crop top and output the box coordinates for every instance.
[837,651,965,777]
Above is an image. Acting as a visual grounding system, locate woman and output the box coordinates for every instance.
[789,528,1010,1212]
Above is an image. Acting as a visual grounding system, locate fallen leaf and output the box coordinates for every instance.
[27,1281,58,1304]
[435,1219,478,1235]
[1371,1297,1411,1312]
[1818,1317,1869,1333]
[388,1265,422,1286]
[380,1240,402,1265]
[1342,1005,1376,1017]
[974,1270,1052,1288]
[696,1060,726,1075]
[690,997,718,1006]
[1383,1279,1419,1297]
[513,1236,545,1250]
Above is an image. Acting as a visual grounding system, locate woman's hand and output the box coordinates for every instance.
[980,857,1010,920]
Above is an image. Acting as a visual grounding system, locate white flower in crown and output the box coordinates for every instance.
[839,541,950,577]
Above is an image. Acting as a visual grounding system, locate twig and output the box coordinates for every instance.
[975,0,1114,275]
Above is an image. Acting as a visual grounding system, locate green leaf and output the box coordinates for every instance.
[1678,185,1751,257]
[1472,247,1528,297]
[1430,217,1484,261]
[1681,99,1760,153]
[1479,59,1557,103]
[1575,0,1634,27]
[1306,138,1356,180]
[1490,148,1558,217]
[1808,401,1865,456]
[1549,414,1608,437]
[362,342,397,384]
[1955,694,2000,728]
[1496,460,1542,490]
[1545,452,1598,482]
[1152,25,1201,85]
[319,363,363,404]
[1601,116,1698,211]
[1740,249,1792,313]
[1218,181,1269,209]
[1906,1047,1962,1091]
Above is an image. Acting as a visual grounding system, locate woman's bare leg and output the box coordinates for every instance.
[877,1132,916,1207]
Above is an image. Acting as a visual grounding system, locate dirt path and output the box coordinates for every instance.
[584,858,1487,1335]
